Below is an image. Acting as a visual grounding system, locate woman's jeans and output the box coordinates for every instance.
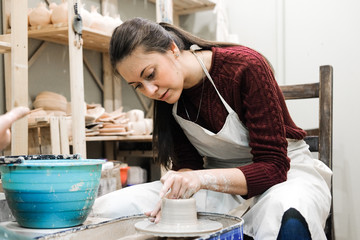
[244,208,312,240]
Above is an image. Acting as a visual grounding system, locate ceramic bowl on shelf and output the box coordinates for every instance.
[33,98,67,112]
[0,155,105,229]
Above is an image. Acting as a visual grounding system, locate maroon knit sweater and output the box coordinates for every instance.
[171,45,306,198]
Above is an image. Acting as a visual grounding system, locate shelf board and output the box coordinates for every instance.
[173,0,216,15]
[85,135,152,142]
[117,150,154,158]
[0,34,11,53]
[24,23,111,53]
[149,0,216,15]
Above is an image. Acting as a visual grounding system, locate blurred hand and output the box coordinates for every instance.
[0,107,30,151]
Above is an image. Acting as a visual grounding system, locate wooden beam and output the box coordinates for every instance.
[156,0,173,23]
[10,0,28,155]
[59,117,70,154]
[68,0,86,158]
[28,41,48,68]
[319,65,333,168]
[3,1,11,112]
[83,55,104,91]
[102,53,114,112]
[49,117,61,154]
[113,75,122,110]
[280,83,319,100]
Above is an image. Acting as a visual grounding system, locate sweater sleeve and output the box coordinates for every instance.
[236,51,291,198]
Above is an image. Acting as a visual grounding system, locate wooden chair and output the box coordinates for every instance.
[280,65,334,240]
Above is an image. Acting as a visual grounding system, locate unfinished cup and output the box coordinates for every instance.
[161,198,197,225]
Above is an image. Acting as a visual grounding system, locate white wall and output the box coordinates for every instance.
[187,0,360,239]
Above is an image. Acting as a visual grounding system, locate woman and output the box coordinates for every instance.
[92,17,332,239]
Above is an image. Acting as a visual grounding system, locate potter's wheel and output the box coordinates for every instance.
[135,218,222,237]
[134,198,222,237]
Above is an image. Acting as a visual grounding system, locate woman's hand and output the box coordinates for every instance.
[0,107,30,151]
[145,200,162,223]
[146,170,202,223]
[159,170,201,199]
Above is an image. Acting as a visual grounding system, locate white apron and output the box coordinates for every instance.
[91,48,332,240]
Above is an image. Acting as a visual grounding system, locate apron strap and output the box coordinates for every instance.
[190,44,234,114]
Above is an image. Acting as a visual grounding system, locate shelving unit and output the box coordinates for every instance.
[1,0,216,158]
[1,0,29,155]
[1,0,88,156]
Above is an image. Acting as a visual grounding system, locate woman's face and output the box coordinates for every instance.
[116,45,184,104]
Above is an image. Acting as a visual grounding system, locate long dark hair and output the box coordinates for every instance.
[109,17,237,169]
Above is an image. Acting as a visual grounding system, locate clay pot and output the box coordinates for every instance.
[128,121,146,135]
[50,1,68,25]
[161,198,198,225]
[28,2,51,26]
[126,109,144,122]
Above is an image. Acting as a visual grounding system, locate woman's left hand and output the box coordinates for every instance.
[159,170,201,199]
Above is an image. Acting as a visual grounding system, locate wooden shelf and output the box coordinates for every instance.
[4,24,111,53]
[25,24,111,53]
[85,135,152,142]
[173,0,216,15]
[1,23,111,54]
[149,0,216,15]
[29,118,152,144]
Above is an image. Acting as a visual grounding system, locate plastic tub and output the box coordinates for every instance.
[0,157,105,229]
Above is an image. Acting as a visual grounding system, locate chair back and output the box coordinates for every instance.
[280,65,334,240]
[280,65,333,168]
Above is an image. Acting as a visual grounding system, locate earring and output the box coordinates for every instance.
[175,52,179,57]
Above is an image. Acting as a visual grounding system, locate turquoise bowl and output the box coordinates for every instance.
[0,158,105,229]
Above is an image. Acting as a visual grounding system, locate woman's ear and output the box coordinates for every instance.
[170,41,180,58]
